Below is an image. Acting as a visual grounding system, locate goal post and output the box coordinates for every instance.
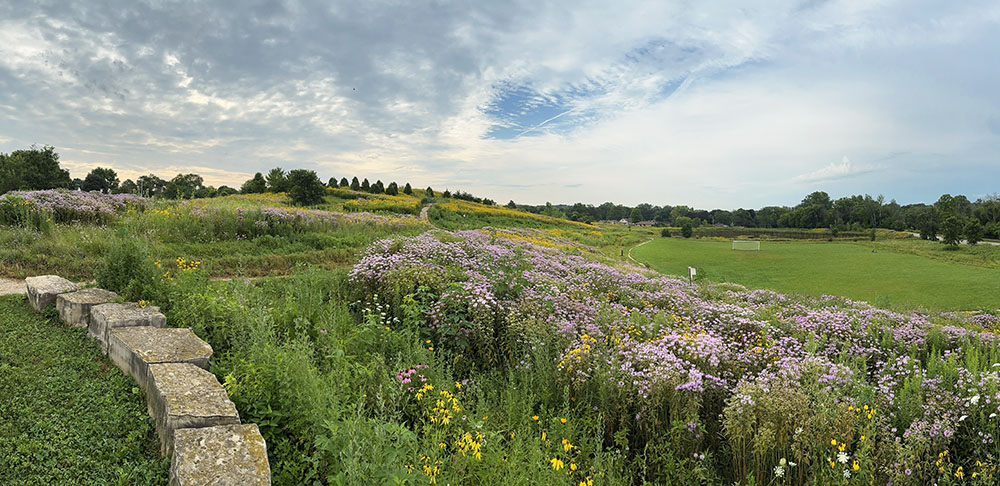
[732,240,760,251]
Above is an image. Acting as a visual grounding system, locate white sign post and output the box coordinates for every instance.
[688,266,696,283]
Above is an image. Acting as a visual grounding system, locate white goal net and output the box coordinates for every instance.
[732,240,760,251]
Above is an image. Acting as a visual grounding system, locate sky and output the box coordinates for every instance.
[1,0,998,209]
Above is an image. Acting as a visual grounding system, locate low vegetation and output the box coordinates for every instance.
[3,147,999,485]
[0,295,167,485]
[79,227,1000,485]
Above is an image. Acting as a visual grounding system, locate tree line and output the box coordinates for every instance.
[3,146,996,240]
[0,146,496,207]
[511,190,1000,242]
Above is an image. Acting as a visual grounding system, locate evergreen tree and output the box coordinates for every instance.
[442,189,451,198]
[350,177,360,191]
[340,177,349,188]
[386,182,398,195]
[425,187,434,197]
[403,183,413,195]
[327,177,337,188]
[361,178,370,192]
[265,167,288,192]
[372,180,385,194]
[506,200,517,209]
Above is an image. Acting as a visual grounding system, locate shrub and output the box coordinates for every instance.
[681,221,694,238]
[94,237,165,302]
[661,228,672,238]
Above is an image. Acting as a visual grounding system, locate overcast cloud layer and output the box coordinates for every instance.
[1,0,998,208]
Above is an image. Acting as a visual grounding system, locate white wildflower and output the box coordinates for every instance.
[837,452,849,464]
[843,469,851,479]
[971,395,981,405]
[773,465,785,478]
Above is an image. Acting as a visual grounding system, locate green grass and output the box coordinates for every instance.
[0,295,167,485]
[631,237,1000,311]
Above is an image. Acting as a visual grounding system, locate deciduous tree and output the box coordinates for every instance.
[240,173,267,194]
[287,169,326,206]
[82,167,119,193]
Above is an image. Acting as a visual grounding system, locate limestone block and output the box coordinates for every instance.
[147,363,240,456]
[56,288,118,328]
[170,424,271,486]
[25,275,79,312]
[90,303,167,352]
[108,327,212,390]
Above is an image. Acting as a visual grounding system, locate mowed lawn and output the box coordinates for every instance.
[631,238,1000,311]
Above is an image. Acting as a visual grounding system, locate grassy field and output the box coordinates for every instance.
[0,295,167,485]
[631,237,1000,310]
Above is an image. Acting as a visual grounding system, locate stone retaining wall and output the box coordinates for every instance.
[24,275,271,485]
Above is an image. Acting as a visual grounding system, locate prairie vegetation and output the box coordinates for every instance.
[2,183,999,485]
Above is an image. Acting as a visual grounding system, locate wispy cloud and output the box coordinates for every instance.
[793,156,883,184]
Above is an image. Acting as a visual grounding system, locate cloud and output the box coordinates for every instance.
[0,1,998,208]
[793,156,882,184]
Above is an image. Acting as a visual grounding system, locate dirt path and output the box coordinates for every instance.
[420,204,431,221]
[0,278,26,295]
[627,239,653,266]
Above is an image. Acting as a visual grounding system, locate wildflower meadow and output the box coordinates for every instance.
[90,225,1000,485]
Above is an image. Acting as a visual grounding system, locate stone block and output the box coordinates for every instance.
[108,327,212,390]
[170,424,271,486]
[25,275,79,312]
[147,363,240,456]
[90,303,167,352]
[56,288,118,328]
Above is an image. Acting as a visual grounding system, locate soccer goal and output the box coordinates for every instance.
[732,240,760,251]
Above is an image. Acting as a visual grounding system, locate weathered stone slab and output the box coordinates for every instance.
[56,288,118,328]
[170,424,271,486]
[147,363,240,456]
[25,275,79,312]
[108,327,212,390]
[90,303,167,352]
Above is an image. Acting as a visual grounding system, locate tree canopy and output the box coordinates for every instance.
[82,167,120,194]
[0,145,71,193]
[287,169,326,206]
